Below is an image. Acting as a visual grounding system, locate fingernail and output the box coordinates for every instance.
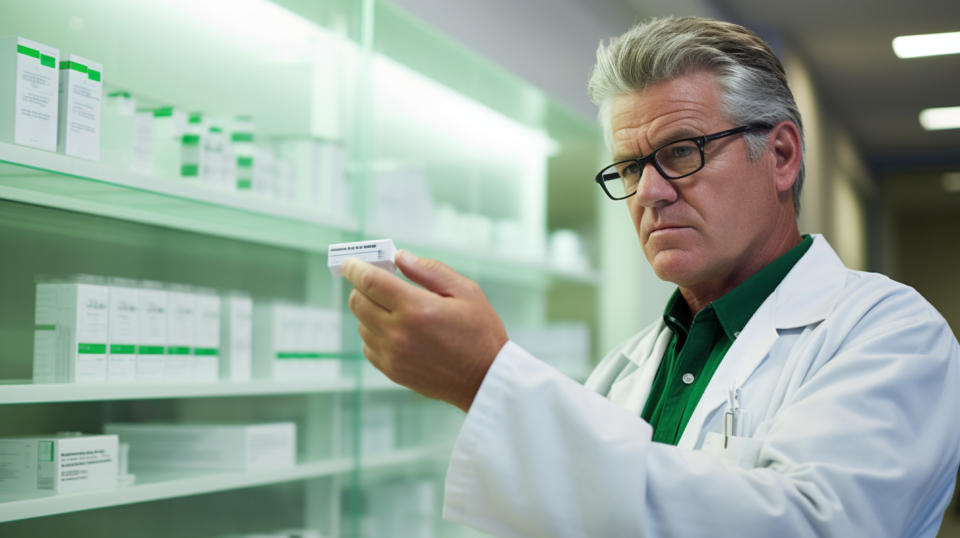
[397,250,418,264]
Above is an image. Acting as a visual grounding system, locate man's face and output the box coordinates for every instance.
[610,70,783,293]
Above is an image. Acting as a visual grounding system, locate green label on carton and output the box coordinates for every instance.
[236,156,254,167]
[38,441,54,462]
[110,344,136,354]
[276,352,341,359]
[194,348,219,356]
[78,343,107,354]
[181,134,201,145]
[231,132,254,143]
[60,60,87,73]
[236,179,252,190]
[88,69,101,82]
[181,164,199,176]
[17,44,39,58]
[153,106,174,118]
[167,346,191,355]
[34,324,56,331]
[40,54,55,68]
[137,346,165,355]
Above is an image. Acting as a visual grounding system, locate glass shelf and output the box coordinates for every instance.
[0,376,363,405]
[0,459,355,523]
[0,142,356,253]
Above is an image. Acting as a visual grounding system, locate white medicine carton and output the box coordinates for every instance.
[136,281,168,383]
[164,285,195,383]
[220,292,253,382]
[57,53,102,160]
[253,302,342,380]
[104,422,295,472]
[327,238,397,277]
[107,278,139,384]
[0,434,118,494]
[0,37,60,151]
[33,278,110,384]
[193,288,221,383]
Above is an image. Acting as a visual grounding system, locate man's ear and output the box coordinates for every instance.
[768,121,802,195]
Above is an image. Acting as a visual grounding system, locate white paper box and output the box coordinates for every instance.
[193,288,221,382]
[104,422,296,472]
[221,292,253,381]
[33,278,109,384]
[0,434,118,494]
[101,91,135,169]
[253,303,342,380]
[165,285,195,382]
[327,239,396,277]
[57,53,102,160]
[0,37,59,151]
[107,278,138,383]
[136,281,167,383]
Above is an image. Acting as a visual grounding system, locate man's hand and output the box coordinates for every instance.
[342,250,508,413]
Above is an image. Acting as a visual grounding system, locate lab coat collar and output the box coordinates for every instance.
[677,234,847,449]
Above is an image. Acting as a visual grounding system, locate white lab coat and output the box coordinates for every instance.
[444,235,960,537]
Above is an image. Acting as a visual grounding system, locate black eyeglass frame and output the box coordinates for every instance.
[594,123,773,201]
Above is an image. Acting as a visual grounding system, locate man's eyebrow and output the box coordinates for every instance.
[650,127,703,148]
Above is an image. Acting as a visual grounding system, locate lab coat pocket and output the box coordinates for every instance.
[701,432,763,469]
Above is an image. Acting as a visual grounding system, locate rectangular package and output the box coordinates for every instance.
[327,239,397,277]
[100,90,135,169]
[57,53,102,160]
[0,37,59,151]
[253,303,342,380]
[220,292,253,382]
[193,288,221,382]
[107,278,138,383]
[104,422,295,472]
[33,277,110,384]
[136,280,167,383]
[0,434,118,494]
[164,285,195,382]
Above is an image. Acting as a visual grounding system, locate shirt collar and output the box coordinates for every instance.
[662,235,813,340]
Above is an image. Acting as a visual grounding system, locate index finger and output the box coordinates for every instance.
[342,258,418,312]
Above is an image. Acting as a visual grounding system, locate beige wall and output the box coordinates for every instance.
[784,48,872,270]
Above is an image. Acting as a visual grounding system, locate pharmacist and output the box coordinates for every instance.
[343,16,960,537]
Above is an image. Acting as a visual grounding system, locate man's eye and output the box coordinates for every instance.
[668,145,695,158]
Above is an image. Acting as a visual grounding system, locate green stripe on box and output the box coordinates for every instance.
[153,106,174,118]
[231,132,254,143]
[78,343,106,354]
[167,346,191,355]
[194,348,218,356]
[17,44,39,58]
[181,134,201,145]
[181,164,199,176]
[34,324,56,331]
[236,156,253,167]
[40,54,55,68]
[188,113,203,124]
[108,90,131,98]
[88,69,100,82]
[110,344,136,354]
[60,60,87,73]
[210,126,222,133]
[276,352,341,359]
[39,441,54,462]
[138,345,164,355]
[236,179,252,190]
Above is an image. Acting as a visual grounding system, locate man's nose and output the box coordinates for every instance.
[632,161,679,208]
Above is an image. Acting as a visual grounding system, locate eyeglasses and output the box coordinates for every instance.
[595,123,771,201]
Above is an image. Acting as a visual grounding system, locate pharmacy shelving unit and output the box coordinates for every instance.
[0,0,606,537]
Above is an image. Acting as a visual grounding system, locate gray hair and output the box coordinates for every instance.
[588,17,805,213]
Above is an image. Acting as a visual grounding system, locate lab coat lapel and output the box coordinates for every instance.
[676,235,844,450]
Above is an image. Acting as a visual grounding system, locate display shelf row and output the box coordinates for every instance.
[0,374,414,405]
[0,141,598,286]
[0,444,452,523]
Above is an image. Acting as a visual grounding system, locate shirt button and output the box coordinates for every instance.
[681,373,695,384]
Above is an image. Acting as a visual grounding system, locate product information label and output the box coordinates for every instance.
[14,38,59,150]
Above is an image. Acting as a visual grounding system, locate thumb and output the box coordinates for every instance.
[395,250,466,298]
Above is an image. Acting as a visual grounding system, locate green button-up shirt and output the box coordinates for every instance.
[640,235,813,445]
